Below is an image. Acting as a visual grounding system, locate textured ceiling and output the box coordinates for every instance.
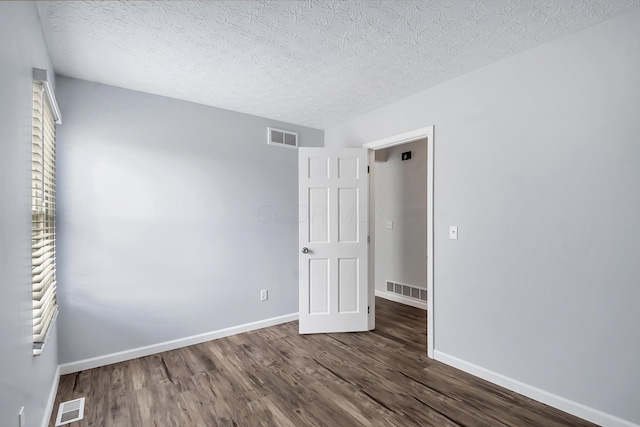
[37,0,640,129]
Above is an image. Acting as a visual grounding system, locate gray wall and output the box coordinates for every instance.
[55,77,323,364]
[326,10,640,425]
[374,139,427,293]
[0,2,60,427]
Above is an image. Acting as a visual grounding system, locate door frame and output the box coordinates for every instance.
[363,126,435,358]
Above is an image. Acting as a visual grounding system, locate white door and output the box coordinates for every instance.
[298,148,369,334]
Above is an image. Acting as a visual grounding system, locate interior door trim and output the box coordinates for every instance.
[363,125,435,359]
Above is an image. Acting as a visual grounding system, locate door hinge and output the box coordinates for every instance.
[368,306,370,314]
[367,165,370,173]
[367,235,370,244]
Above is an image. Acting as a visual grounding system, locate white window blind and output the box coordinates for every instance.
[32,80,58,353]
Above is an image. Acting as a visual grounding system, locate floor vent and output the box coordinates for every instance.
[386,280,427,302]
[55,397,85,426]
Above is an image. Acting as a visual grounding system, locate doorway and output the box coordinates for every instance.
[363,126,434,358]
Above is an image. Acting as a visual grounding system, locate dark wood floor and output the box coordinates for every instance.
[49,298,594,426]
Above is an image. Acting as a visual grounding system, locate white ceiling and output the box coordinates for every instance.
[37,0,639,129]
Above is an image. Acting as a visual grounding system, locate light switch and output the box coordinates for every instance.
[386,221,393,229]
[449,226,458,240]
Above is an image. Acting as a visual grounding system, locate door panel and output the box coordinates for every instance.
[338,188,359,242]
[308,188,329,242]
[338,258,359,313]
[309,259,330,314]
[299,148,369,334]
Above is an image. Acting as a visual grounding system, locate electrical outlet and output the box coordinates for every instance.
[260,289,268,301]
[18,407,25,427]
[386,221,393,229]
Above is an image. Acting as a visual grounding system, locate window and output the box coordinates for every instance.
[32,69,61,355]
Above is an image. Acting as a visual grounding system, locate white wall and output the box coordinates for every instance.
[374,139,427,293]
[326,10,640,426]
[55,77,323,364]
[0,2,60,427]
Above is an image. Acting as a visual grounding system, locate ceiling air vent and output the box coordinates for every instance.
[55,397,85,426]
[268,127,298,149]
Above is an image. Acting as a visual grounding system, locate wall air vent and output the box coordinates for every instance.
[268,127,298,149]
[55,397,85,426]
[386,280,427,302]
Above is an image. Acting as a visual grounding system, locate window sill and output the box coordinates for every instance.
[33,309,58,357]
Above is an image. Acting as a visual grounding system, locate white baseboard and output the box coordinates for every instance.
[434,350,639,427]
[375,290,427,310]
[41,365,60,427]
[59,313,298,375]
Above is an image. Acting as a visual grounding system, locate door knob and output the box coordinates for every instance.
[301,247,309,254]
